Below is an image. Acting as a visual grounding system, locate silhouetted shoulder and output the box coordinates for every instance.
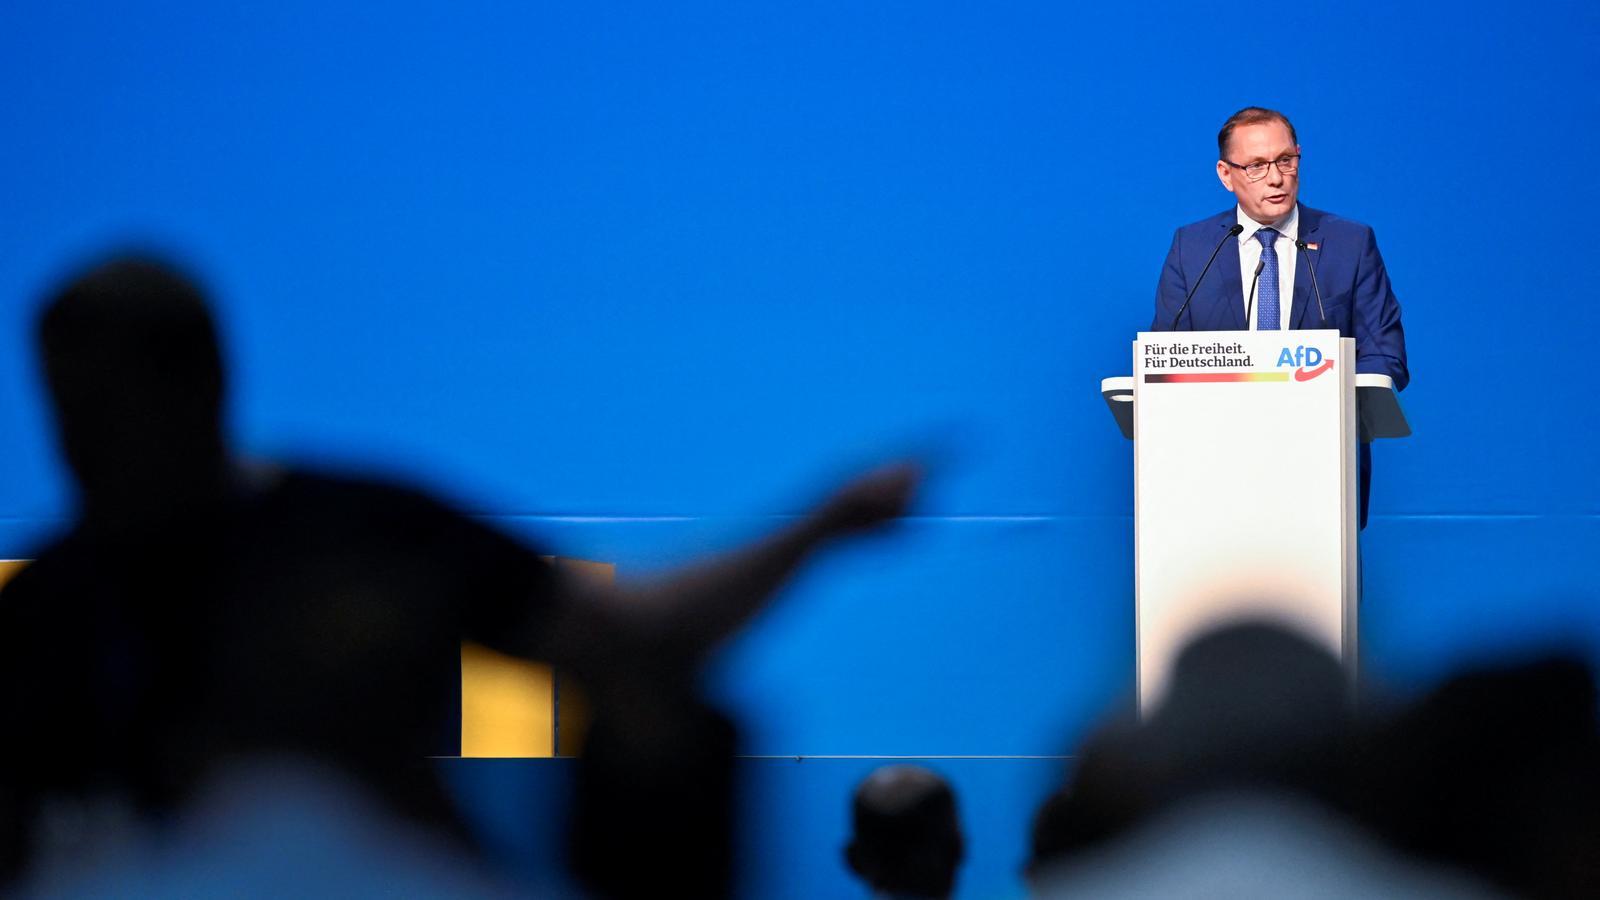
[235,468,565,647]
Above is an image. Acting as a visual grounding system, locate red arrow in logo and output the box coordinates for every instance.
[1294,359,1335,381]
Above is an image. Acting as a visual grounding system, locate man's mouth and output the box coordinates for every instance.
[1264,193,1288,204]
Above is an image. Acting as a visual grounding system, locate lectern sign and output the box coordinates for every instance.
[1142,337,1333,381]
[1133,330,1357,711]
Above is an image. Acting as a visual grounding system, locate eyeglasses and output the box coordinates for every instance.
[1223,153,1300,182]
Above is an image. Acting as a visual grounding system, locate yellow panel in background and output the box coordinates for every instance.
[0,560,28,588]
[460,643,556,757]
[5,554,599,760]
[459,557,612,759]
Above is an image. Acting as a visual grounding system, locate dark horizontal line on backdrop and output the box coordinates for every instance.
[1376,513,1600,521]
[470,513,1599,524]
[430,755,1075,762]
[3,513,1598,527]
[736,749,1075,755]
[476,515,1081,524]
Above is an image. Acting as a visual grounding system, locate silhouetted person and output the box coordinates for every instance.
[0,254,918,893]
[1357,655,1600,898]
[1028,622,1495,898]
[844,765,963,900]
[0,259,242,877]
[1030,620,1354,881]
[563,468,920,899]
[1142,619,1353,804]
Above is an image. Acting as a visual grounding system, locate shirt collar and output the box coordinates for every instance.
[1236,204,1299,244]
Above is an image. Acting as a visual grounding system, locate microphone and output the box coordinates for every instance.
[1244,257,1265,328]
[1170,223,1245,330]
[1295,239,1329,328]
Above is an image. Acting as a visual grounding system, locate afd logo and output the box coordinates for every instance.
[1277,345,1335,381]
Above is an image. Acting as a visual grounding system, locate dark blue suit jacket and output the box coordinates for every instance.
[1151,205,1408,389]
[1149,205,1410,526]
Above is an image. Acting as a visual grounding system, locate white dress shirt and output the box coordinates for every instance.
[1236,205,1298,330]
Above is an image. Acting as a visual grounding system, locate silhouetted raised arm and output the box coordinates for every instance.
[538,462,919,677]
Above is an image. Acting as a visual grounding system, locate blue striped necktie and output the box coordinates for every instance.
[1256,227,1280,330]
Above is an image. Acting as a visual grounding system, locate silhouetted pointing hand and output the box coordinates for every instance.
[814,463,920,536]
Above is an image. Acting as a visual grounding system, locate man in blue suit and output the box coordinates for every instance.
[1151,107,1408,527]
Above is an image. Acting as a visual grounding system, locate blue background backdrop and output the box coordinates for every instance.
[3,3,1598,896]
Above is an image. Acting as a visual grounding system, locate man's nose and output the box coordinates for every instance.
[1266,164,1284,186]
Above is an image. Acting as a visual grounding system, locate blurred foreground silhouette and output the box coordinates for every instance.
[0,256,918,897]
[1026,621,1600,899]
[3,256,1598,899]
[845,764,964,900]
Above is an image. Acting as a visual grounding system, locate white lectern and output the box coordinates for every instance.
[1100,330,1409,712]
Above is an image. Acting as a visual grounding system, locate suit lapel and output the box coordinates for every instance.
[1214,217,1245,330]
[1292,205,1323,329]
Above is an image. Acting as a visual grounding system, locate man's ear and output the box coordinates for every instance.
[1216,160,1236,193]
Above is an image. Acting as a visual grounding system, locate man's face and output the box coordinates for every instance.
[1216,120,1299,224]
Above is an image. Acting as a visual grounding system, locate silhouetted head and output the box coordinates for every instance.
[37,256,229,521]
[1148,620,1352,799]
[845,765,963,899]
[1362,654,1600,896]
